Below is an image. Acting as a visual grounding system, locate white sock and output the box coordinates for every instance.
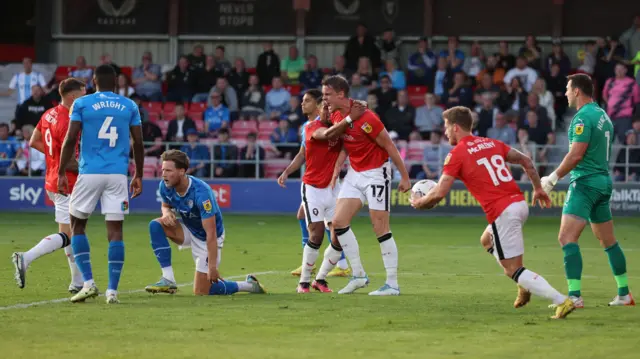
[379,234,398,288]
[162,266,176,283]
[105,289,117,296]
[84,279,95,288]
[515,268,566,305]
[336,227,366,277]
[237,281,253,292]
[300,243,320,283]
[316,244,342,280]
[23,233,67,267]
[64,246,83,286]
[337,258,348,270]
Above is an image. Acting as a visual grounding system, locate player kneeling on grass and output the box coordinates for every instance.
[410,106,575,319]
[145,150,266,296]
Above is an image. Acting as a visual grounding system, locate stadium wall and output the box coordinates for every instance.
[3,178,639,217]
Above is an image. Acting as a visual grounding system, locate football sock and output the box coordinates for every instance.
[512,267,566,305]
[562,243,582,297]
[237,281,253,292]
[71,234,94,287]
[300,241,321,283]
[335,226,365,277]
[605,242,629,296]
[64,245,83,286]
[378,233,399,288]
[149,220,175,282]
[326,227,348,269]
[209,280,239,295]
[316,242,343,280]
[23,232,69,267]
[299,219,309,247]
[107,241,125,291]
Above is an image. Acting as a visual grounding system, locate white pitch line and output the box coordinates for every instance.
[0,270,277,311]
[445,245,637,252]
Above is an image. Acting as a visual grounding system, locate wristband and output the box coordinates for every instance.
[548,171,559,185]
[345,115,352,124]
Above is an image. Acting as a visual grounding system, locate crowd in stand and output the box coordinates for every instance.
[2,20,640,180]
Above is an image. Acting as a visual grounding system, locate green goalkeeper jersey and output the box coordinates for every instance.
[567,102,614,185]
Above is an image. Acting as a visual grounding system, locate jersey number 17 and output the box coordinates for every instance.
[99,116,119,147]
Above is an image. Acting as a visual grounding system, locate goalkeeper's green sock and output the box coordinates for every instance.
[562,243,582,297]
[605,242,629,296]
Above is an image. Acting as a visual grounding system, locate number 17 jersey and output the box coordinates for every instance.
[443,135,524,223]
[70,91,141,175]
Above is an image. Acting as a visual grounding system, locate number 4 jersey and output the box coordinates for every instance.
[443,135,524,223]
[70,91,141,175]
[37,105,78,193]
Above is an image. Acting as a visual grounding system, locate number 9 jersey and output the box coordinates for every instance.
[442,135,524,223]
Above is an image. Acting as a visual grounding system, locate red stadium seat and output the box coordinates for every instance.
[163,112,176,121]
[258,120,278,140]
[407,86,428,107]
[285,84,301,96]
[263,85,273,93]
[143,102,163,114]
[163,102,176,113]
[55,66,74,82]
[193,118,205,132]
[155,120,169,138]
[188,111,204,122]
[189,102,207,112]
[247,68,257,74]
[231,120,258,139]
[265,160,289,178]
[406,140,429,162]
[148,112,161,123]
[121,66,133,79]
[143,157,158,178]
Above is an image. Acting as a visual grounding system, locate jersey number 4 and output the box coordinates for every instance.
[477,155,513,186]
[99,116,119,148]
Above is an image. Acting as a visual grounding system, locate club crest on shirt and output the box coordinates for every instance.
[203,199,212,213]
[187,199,193,208]
[575,123,584,135]
[444,153,452,165]
[361,122,372,133]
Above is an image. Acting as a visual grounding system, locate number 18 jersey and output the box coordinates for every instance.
[443,135,524,223]
[70,91,141,175]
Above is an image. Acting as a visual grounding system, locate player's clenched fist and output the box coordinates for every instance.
[397,176,411,193]
[57,174,69,196]
[130,176,143,198]
[277,172,288,188]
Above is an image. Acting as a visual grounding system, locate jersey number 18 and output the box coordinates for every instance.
[99,116,119,147]
[477,155,513,186]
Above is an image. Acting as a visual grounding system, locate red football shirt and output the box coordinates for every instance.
[442,135,525,223]
[331,109,388,172]
[302,120,342,188]
[36,105,78,193]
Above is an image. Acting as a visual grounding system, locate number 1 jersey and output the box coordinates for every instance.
[70,91,141,175]
[442,135,524,223]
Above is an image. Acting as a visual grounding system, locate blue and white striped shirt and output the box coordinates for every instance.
[9,72,47,105]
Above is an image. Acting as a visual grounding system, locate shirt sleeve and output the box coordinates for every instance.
[38,73,47,87]
[360,111,385,140]
[130,102,142,126]
[571,117,591,143]
[9,74,17,89]
[196,188,219,220]
[442,147,463,179]
[158,181,169,204]
[70,99,83,122]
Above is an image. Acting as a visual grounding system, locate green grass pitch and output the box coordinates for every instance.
[1,213,639,359]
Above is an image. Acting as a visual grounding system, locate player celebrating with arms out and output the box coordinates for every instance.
[411,106,575,319]
[541,74,634,307]
[145,150,267,296]
[58,65,145,304]
[11,78,86,293]
[321,75,411,295]
[278,89,349,293]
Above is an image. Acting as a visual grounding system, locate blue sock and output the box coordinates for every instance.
[149,220,172,268]
[108,241,125,291]
[299,219,309,247]
[71,234,93,282]
[209,280,239,295]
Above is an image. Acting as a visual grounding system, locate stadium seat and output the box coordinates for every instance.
[193,118,205,132]
[143,157,158,178]
[231,138,247,148]
[258,120,278,140]
[265,160,289,178]
[260,141,280,159]
[163,112,177,121]
[231,120,258,139]
[189,102,207,112]
[155,120,169,137]
[263,85,273,93]
[407,140,430,162]
[148,112,161,123]
[121,66,133,79]
[143,102,163,114]
[247,68,257,74]
[188,111,204,122]
[55,66,74,82]
[163,102,176,113]
[407,86,428,107]
[285,84,301,96]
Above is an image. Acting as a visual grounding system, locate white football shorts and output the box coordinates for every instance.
[338,162,392,212]
[300,182,340,226]
[47,191,70,225]
[69,174,129,221]
[178,221,225,274]
[486,200,529,260]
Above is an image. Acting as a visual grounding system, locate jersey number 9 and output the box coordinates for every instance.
[44,128,53,156]
[99,116,119,148]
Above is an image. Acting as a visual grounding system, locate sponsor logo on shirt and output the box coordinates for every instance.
[361,122,372,133]
[202,199,212,212]
[575,123,584,135]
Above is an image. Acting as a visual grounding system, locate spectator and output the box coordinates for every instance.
[238,132,265,178]
[130,94,150,124]
[497,77,528,112]
[545,62,568,123]
[344,23,381,71]
[99,53,121,75]
[299,55,323,90]
[271,119,299,158]
[214,45,232,76]
[192,55,223,103]
[441,72,473,109]
[116,73,135,97]
[432,56,453,99]
[372,75,397,118]
[474,72,501,104]
[475,93,499,137]
[15,85,53,128]
[0,123,18,176]
[439,36,465,73]
[367,93,380,117]
[256,41,281,86]
[166,103,196,143]
[487,113,516,145]
[495,41,516,71]
[620,15,640,65]
[522,110,555,172]
[356,56,377,87]
[387,130,406,180]
[141,109,163,157]
[181,129,210,177]
[241,74,266,115]
[213,128,238,177]
[463,41,485,80]
[511,128,536,181]
[476,55,505,87]
[265,77,291,119]
[204,91,230,135]
[14,125,45,176]
[280,46,305,84]
[5,57,48,107]
[208,77,238,112]
[132,51,163,101]
[419,131,448,180]
[70,56,93,90]
[598,36,627,82]
[349,73,369,101]
[331,55,354,80]
[407,36,436,86]
[614,115,640,181]
[282,96,304,129]
[380,59,406,90]
[578,40,597,75]
[531,78,556,128]
[415,93,443,138]
[519,35,543,71]
[166,55,194,103]
[520,92,552,129]
[228,57,250,97]
[384,90,415,140]
[377,28,401,68]
[603,63,640,142]
[187,44,206,70]
[503,56,538,92]
[546,41,572,76]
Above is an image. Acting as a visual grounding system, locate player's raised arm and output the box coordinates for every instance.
[30,125,45,154]
[278,146,305,188]
[374,129,411,192]
[411,174,454,210]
